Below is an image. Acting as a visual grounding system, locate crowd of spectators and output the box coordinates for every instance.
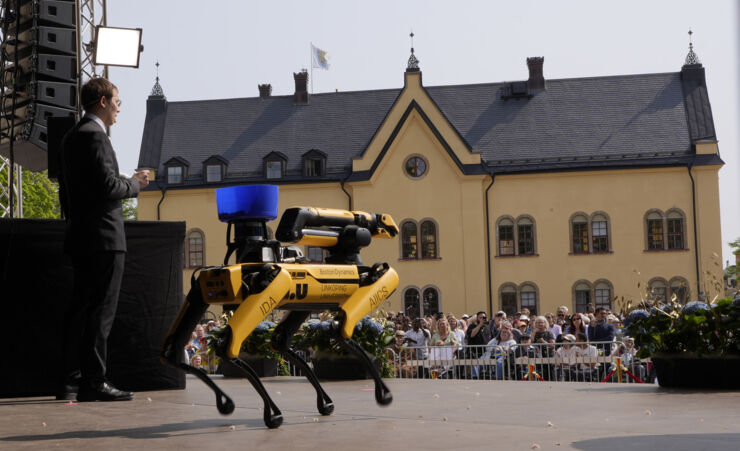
[384,305,647,382]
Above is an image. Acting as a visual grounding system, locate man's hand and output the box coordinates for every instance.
[133,170,150,188]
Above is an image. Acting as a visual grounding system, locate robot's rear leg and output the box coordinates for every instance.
[227,357,284,429]
[161,281,235,415]
[272,311,334,415]
[335,334,393,406]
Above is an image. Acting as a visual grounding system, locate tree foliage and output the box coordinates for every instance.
[0,166,60,218]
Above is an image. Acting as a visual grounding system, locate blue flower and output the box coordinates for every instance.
[255,321,275,332]
[623,309,649,327]
[354,321,363,332]
[683,301,710,315]
[732,297,740,308]
[319,321,332,332]
[370,322,384,335]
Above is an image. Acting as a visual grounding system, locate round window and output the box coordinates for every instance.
[404,156,427,178]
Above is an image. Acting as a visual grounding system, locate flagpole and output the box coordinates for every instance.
[310,42,314,94]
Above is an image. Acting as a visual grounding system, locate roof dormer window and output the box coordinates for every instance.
[263,151,287,179]
[164,157,189,185]
[202,155,228,183]
[302,149,326,177]
[167,166,183,184]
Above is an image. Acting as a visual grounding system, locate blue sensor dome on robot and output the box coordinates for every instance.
[216,185,279,222]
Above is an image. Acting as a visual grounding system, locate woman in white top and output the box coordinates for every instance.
[485,326,517,380]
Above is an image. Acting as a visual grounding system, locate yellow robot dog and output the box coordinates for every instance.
[161,185,399,429]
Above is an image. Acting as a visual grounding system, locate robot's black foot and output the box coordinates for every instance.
[216,394,235,415]
[375,386,393,406]
[318,400,335,416]
[264,413,284,429]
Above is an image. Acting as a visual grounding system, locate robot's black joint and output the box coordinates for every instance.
[359,262,389,287]
[242,264,281,296]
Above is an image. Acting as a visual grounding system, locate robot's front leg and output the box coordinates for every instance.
[161,279,235,415]
[272,311,334,416]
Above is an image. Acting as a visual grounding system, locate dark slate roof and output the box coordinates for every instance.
[151,88,401,180]
[428,72,693,167]
[138,67,721,189]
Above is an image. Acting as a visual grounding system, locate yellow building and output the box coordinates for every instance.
[137,47,724,318]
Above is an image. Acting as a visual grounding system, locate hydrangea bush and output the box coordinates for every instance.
[294,315,395,377]
[625,298,740,358]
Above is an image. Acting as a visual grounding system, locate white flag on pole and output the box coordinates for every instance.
[311,44,330,70]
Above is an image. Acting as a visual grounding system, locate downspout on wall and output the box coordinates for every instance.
[484,171,496,315]
[156,186,167,220]
[687,161,703,300]
[341,173,353,210]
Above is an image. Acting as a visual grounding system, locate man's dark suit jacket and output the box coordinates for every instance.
[58,117,140,255]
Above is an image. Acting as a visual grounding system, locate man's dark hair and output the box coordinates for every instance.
[476,311,486,317]
[594,307,607,315]
[576,332,588,341]
[81,78,117,111]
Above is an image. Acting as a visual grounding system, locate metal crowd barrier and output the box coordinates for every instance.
[387,341,650,383]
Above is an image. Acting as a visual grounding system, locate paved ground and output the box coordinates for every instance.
[1,376,738,450]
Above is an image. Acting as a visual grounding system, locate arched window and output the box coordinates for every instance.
[422,286,440,316]
[594,280,613,310]
[591,213,609,253]
[669,277,690,303]
[403,287,421,319]
[420,220,438,259]
[573,280,592,313]
[497,217,515,256]
[519,282,538,316]
[517,216,535,255]
[646,210,664,250]
[666,210,686,250]
[571,213,589,254]
[186,229,205,268]
[648,277,668,303]
[401,221,418,259]
[499,283,518,317]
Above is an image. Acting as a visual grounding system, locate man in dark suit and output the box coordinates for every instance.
[57,78,149,402]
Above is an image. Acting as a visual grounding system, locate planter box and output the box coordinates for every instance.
[220,353,278,378]
[312,352,380,380]
[652,355,740,389]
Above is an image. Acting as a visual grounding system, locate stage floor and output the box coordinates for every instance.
[1,376,738,450]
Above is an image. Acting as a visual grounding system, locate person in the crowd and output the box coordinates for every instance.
[566,313,588,336]
[404,318,431,360]
[511,334,539,379]
[588,307,616,355]
[486,326,517,380]
[190,354,202,369]
[447,314,466,347]
[465,311,492,358]
[490,311,506,339]
[555,334,578,381]
[612,337,645,381]
[186,324,206,360]
[574,332,600,381]
[431,318,459,347]
[517,316,530,336]
[545,313,562,338]
[387,329,414,378]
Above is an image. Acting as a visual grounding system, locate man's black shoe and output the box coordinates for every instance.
[77,382,134,402]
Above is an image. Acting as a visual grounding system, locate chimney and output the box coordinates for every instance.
[258,84,272,98]
[526,57,545,91]
[293,70,309,105]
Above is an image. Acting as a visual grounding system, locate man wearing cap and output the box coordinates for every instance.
[387,329,414,378]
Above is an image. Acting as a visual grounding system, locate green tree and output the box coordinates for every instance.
[122,198,138,220]
[0,166,60,218]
